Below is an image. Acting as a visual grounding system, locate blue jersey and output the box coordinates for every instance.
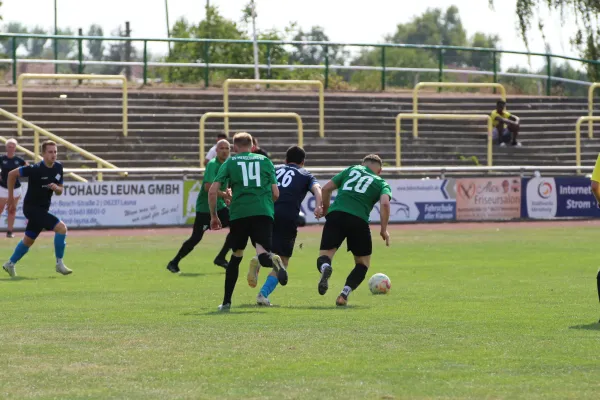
[19,161,64,210]
[0,155,26,189]
[274,163,317,221]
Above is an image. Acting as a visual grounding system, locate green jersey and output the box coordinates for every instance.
[214,152,277,221]
[196,157,227,213]
[329,165,392,222]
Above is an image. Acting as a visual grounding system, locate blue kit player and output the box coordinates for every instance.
[2,140,72,277]
[253,145,323,306]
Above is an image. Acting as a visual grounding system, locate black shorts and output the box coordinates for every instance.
[320,211,372,257]
[229,215,273,252]
[23,204,60,239]
[272,217,298,258]
[193,208,230,232]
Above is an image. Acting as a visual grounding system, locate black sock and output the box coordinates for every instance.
[317,255,332,273]
[258,252,273,268]
[596,270,600,303]
[223,255,242,305]
[344,263,368,291]
[173,232,203,264]
[216,232,232,260]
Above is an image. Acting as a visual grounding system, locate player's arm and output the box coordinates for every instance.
[48,166,64,195]
[379,184,392,246]
[204,163,230,201]
[321,180,337,215]
[266,159,279,201]
[310,181,323,218]
[7,166,29,212]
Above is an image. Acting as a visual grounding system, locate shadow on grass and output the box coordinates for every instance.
[0,276,41,282]
[178,272,223,278]
[183,310,266,316]
[569,322,600,331]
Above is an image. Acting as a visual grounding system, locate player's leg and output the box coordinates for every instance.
[250,216,287,287]
[219,218,248,311]
[336,216,372,306]
[167,212,208,273]
[257,218,295,306]
[2,207,40,277]
[6,194,19,238]
[0,197,7,236]
[213,208,231,269]
[316,212,345,295]
[50,213,71,275]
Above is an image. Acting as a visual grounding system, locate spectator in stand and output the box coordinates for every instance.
[491,100,521,147]
[252,137,270,158]
[205,133,228,165]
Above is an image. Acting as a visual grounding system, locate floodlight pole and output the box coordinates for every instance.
[251,0,260,83]
[54,0,58,73]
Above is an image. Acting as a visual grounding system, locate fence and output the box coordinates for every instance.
[0,33,597,93]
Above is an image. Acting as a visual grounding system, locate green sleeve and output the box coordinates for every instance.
[331,167,350,188]
[204,161,217,184]
[380,181,392,200]
[214,159,230,185]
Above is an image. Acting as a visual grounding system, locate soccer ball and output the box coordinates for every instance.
[368,273,391,295]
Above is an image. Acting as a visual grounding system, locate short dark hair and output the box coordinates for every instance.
[286,146,306,165]
[362,154,382,166]
[42,140,57,153]
[497,100,506,107]
[217,133,227,140]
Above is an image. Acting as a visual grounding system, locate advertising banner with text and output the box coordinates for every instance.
[456,177,521,221]
[523,177,600,219]
[0,181,184,229]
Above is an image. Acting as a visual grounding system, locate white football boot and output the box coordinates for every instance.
[2,261,16,277]
[56,259,73,275]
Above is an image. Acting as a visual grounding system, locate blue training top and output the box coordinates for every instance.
[19,161,64,210]
[0,155,26,189]
[274,163,318,221]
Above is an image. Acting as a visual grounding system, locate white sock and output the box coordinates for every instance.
[56,258,63,264]
[341,286,352,297]
[320,263,330,273]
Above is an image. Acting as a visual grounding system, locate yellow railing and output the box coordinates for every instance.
[587,83,600,139]
[412,82,506,138]
[575,116,600,173]
[223,79,323,138]
[395,113,493,167]
[0,108,123,181]
[0,135,87,182]
[199,112,303,168]
[17,73,128,137]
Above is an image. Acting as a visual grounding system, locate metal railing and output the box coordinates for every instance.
[396,113,493,168]
[0,135,87,182]
[223,79,324,138]
[412,82,506,139]
[17,73,128,137]
[0,33,597,93]
[0,108,124,181]
[199,112,303,168]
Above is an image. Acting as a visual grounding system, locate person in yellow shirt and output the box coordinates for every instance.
[491,100,521,147]
[590,158,600,321]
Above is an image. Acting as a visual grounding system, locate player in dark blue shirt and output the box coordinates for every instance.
[0,138,28,238]
[2,140,72,278]
[253,145,323,306]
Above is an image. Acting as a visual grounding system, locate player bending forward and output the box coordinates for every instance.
[316,154,391,306]
[209,132,287,311]
[253,145,323,306]
[3,140,71,277]
[167,139,233,273]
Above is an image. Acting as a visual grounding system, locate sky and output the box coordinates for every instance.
[2,0,582,71]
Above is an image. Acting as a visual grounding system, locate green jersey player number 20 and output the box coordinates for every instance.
[316,154,392,307]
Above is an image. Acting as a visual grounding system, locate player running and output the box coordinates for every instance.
[166,139,233,273]
[209,132,287,311]
[2,140,71,277]
[315,154,392,306]
[0,138,27,238]
[254,145,323,306]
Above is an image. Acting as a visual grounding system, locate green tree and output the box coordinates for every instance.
[0,22,28,54]
[26,26,48,58]
[288,26,347,66]
[87,24,105,61]
[102,25,136,75]
[491,0,600,80]
[469,32,501,71]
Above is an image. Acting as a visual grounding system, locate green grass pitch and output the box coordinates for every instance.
[1,223,600,399]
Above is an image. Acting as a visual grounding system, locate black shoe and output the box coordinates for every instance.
[6,232,14,238]
[213,257,228,269]
[166,261,180,274]
[318,265,333,295]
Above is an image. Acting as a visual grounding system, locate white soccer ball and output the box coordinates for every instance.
[368,273,391,295]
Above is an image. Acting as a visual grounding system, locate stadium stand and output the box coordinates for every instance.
[0,87,598,179]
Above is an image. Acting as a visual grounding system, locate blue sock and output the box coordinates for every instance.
[54,233,66,260]
[260,275,279,298]
[10,240,29,264]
